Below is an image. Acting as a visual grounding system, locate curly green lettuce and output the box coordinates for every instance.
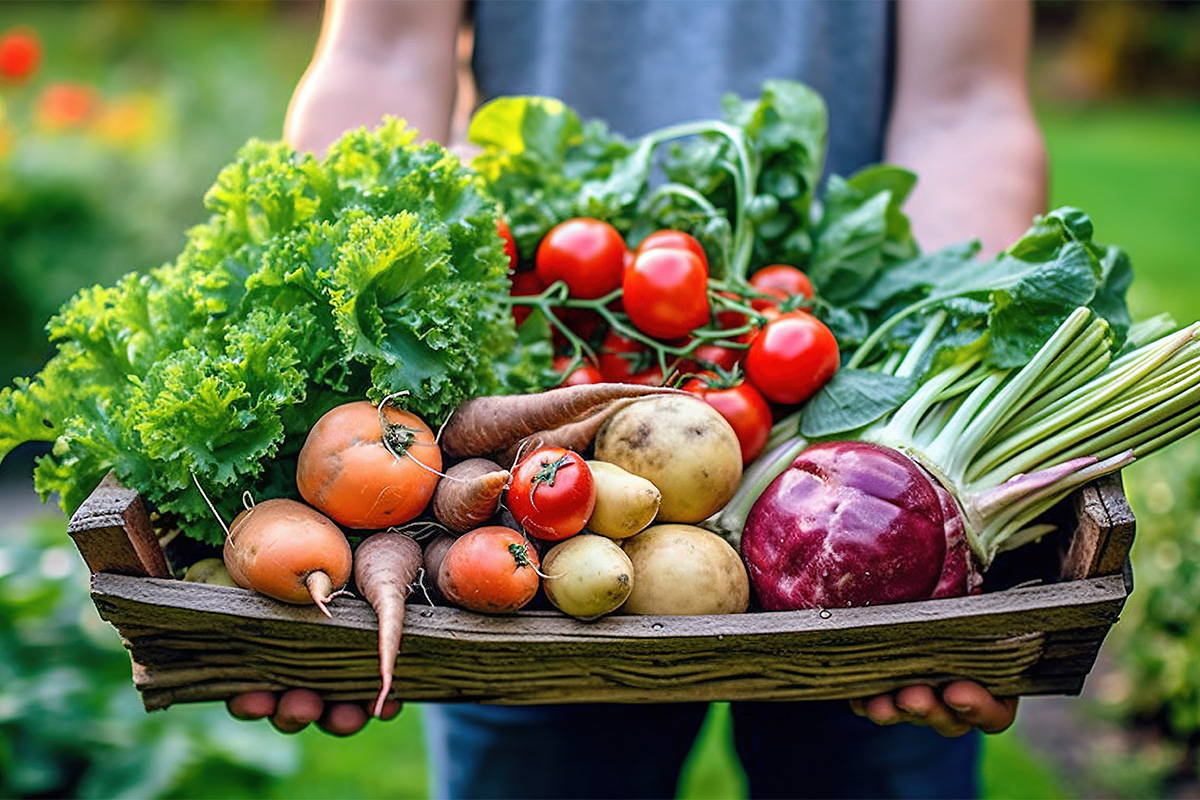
[0,119,548,544]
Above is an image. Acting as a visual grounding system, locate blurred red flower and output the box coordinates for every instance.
[0,27,41,83]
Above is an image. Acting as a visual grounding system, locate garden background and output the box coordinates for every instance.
[2,1,1199,798]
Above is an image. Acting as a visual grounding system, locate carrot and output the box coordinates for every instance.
[353,531,423,717]
[431,458,511,533]
[439,383,683,458]
[222,498,352,617]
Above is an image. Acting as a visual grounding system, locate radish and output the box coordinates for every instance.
[222,498,352,617]
[353,532,423,717]
[739,308,1200,609]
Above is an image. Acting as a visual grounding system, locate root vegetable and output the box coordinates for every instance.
[439,383,682,459]
[496,396,646,467]
[431,458,510,533]
[296,399,442,530]
[421,533,457,603]
[621,524,749,615]
[353,532,423,717]
[594,395,743,523]
[542,534,634,620]
[437,526,541,614]
[182,557,237,587]
[585,460,660,539]
[222,498,352,617]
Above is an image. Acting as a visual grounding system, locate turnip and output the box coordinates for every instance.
[222,498,353,617]
[741,308,1200,610]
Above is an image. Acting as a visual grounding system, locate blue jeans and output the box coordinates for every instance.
[422,701,980,800]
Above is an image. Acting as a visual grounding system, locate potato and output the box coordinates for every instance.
[621,524,749,615]
[594,395,742,522]
[182,557,238,587]
[585,460,661,539]
[542,534,635,620]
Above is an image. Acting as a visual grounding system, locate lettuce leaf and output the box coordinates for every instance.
[0,119,546,543]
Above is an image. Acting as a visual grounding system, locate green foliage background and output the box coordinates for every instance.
[1,2,1199,799]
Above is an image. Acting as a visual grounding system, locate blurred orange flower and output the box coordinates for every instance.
[35,82,99,130]
[93,92,160,146]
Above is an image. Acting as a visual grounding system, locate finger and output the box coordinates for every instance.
[272,689,325,734]
[941,681,1019,734]
[861,693,907,726]
[377,699,403,721]
[227,691,278,720]
[895,685,972,738]
[319,702,370,737]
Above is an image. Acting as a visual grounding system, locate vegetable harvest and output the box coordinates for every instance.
[7,75,1200,712]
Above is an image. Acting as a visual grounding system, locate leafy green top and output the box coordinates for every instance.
[0,119,547,543]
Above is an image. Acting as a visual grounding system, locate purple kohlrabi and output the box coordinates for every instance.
[741,441,977,610]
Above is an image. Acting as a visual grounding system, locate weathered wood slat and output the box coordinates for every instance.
[67,474,169,578]
[70,474,1136,711]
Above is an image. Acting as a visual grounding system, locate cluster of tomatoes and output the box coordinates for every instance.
[500,216,841,465]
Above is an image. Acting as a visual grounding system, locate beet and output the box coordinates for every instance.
[740,441,955,610]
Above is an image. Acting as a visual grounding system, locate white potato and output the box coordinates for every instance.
[542,534,634,620]
[594,395,742,522]
[585,460,661,539]
[621,524,749,615]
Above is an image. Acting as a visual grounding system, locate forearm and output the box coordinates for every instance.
[284,0,462,154]
[885,0,1047,257]
[886,90,1047,256]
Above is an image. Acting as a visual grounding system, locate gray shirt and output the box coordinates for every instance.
[471,0,895,178]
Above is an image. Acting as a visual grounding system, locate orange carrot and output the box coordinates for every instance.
[439,383,682,458]
[222,498,352,617]
[431,458,511,533]
[353,531,423,717]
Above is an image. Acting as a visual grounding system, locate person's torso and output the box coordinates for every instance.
[471,0,895,178]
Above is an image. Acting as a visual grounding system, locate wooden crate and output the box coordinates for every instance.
[67,473,1135,711]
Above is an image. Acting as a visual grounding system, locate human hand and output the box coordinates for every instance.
[226,689,401,737]
[849,681,1018,737]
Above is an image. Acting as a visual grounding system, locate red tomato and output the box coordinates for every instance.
[497,217,519,271]
[597,329,654,382]
[683,375,773,465]
[509,270,546,327]
[622,248,710,340]
[507,447,596,541]
[553,356,604,386]
[636,229,708,272]
[744,311,840,405]
[0,28,41,82]
[749,264,815,311]
[625,364,667,386]
[536,218,627,299]
[684,342,743,373]
[437,526,542,614]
